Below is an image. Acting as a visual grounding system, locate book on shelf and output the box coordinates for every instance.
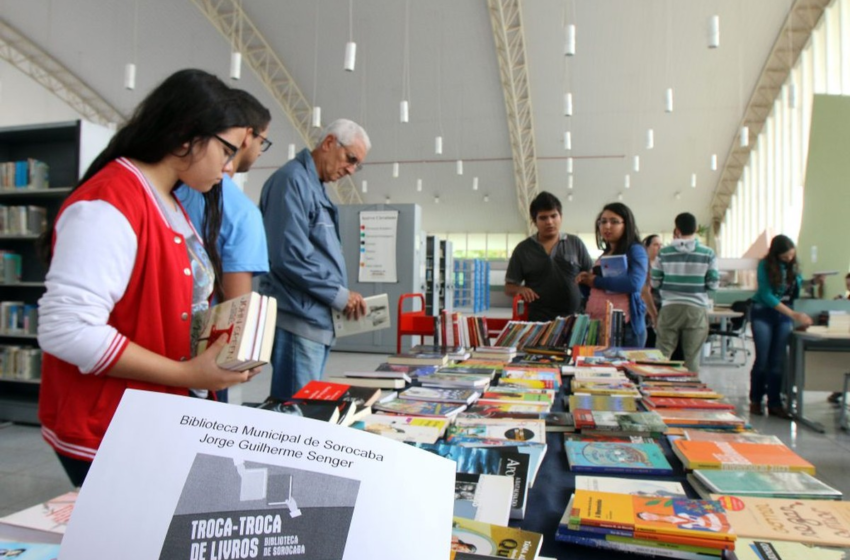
[564,441,674,476]
[0,541,60,560]
[734,538,845,560]
[58,390,456,559]
[450,517,543,559]
[672,440,816,474]
[0,491,77,545]
[386,351,449,366]
[195,291,277,371]
[413,443,531,520]
[713,495,850,547]
[332,293,390,337]
[690,469,841,500]
[453,473,514,526]
[574,475,687,498]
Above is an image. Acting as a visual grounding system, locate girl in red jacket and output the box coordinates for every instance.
[37,69,260,486]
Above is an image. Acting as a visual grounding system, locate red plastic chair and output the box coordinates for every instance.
[397,293,436,353]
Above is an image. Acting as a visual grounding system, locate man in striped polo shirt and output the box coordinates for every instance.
[650,213,719,374]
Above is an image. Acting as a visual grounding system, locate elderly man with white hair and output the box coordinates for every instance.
[260,119,371,400]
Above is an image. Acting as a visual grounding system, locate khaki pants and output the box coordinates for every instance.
[656,304,709,374]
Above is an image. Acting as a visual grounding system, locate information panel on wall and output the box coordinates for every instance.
[358,210,398,283]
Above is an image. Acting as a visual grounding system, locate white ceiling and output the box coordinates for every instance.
[1,0,793,235]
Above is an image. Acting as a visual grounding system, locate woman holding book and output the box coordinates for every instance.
[749,234,813,418]
[576,202,648,348]
[37,69,261,486]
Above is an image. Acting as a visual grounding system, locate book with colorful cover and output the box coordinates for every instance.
[571,380,640,397]
[420,373,491,389]
[564,441,674,476]
[625,363,694,377]
[586,411,668,435]
[453,473,514,527]
[398,386,481,405]
[572,369,628,381]
[575,475,688,498]
[692,469,841,500]
[386,351,449,366]
[569,490,735,544]
[567,394,639,412]
[448,418,546,444]
[494,377,556,391]
[713,495,850,547]
[461,403,553,419]
[372,398,467,417]
[641,386,723,399]
[642,397,736,410]
[450,517,543,559]
[437,365,500,379]
[564,433,655,444]
[672,440,816,474]
[734,538,845,560]
[413,444,531,520]
[476,391,553,408]
[350,414,448,444]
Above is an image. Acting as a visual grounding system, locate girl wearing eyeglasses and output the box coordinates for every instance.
[36,69,262,487]
[577,202,648,347]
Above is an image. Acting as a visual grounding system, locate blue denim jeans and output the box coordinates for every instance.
[624,325,647,349]
[749,302,793,409]
[269,327,330,401]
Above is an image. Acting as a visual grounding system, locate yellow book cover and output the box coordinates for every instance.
[450,517,543,558]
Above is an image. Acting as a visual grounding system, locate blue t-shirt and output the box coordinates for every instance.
[175,175,269,276]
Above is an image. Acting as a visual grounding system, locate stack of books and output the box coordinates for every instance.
[196,291,277,371]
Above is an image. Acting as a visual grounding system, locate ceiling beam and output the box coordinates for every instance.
[709,0,830,233]
[487,0,539,236]
[189,0,362,204]
[0,18,124,127]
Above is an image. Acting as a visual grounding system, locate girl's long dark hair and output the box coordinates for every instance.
[765,234,799,289]
[595,202,641,255]
[41,69,245,299]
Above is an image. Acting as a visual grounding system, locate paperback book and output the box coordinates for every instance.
[567,394,639,412]
[672,440,816,474]
[734,538,845,560]
[691,469,841,500]
[351,414,448,444]
[331,293,390,337]
[372,398,467,418]
[398,386,481,405]
[453,473,514,526]
[574,475,688,498]
[0,541,60,560]
[450,517,543,559]
[195,292,277,371]
[0,491,77,545]
[564,441,674,476]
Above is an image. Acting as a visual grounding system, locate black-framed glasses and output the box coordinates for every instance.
[254,132,273,153]
[597,219,624,226]
[213,134,239,165]
[337,141,363,172]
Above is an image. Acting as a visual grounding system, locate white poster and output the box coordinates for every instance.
[358,211,398,283]
[59,390,455,560]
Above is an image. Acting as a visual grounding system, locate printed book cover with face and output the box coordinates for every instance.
[158,454,359,559]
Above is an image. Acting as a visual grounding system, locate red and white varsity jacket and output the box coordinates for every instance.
[38,158,196,461]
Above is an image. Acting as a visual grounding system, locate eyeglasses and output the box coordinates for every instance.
[213,134,239,165]
[337,141,363,172]
[597,219,624,226]
[254,132,273,153]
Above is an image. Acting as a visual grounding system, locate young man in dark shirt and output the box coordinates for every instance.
[505,191,593,321]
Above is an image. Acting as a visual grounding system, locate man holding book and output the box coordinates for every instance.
[650,212,719,374]
[260,119,370,400]
[505,191,593,321]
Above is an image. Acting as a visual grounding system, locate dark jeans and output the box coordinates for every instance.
[56,451,91,488]
[269,327,330,401]
[750,302,793,409]
[624,325,647,349]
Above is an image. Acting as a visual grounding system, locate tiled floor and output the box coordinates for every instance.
[2,341,850,519]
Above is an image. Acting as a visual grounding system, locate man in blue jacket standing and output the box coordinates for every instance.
[260,119,370,400]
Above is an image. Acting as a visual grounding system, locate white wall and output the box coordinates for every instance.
[0,59,86,127]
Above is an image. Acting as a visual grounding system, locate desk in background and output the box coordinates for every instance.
[787,331,850,433]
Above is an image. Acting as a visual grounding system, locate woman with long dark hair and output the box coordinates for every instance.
[577,202,648,347]
[749,234,813,418]
[36,69,260,486]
